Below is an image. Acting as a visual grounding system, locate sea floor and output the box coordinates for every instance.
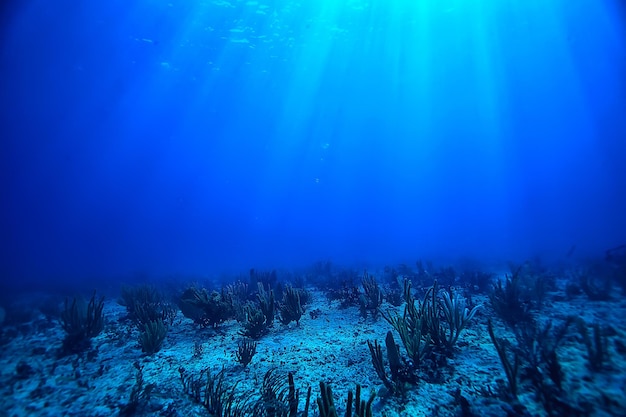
[1,284,625,417]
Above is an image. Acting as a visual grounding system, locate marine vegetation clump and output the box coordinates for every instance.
[191,340,204,360]
[178,366,375,417]
[235,282,279,338]
[180,366,247,416]
[225,280,253,304]
[235,338,257,368]
[489,316,591,415]
[119,362,155,416]
[251,369,311,416]
[319,267,361,307]
[279,285,304,326]
[513,318,573,387]
[59,290,105,356]
[180,367,313,417]
[359,271,383,320]
[118,284,173,355]
[138,318,168,355]
[381,275,405,307]
[256,282,275,327]
[179,287,234,328]
[325,283,361,309]
[377,279,480,389]
[317,380,375,417]
[119,284,176,327]
[575,318,610,372]
[570,266,613,301]
[487,319,519,399]
[514,317,584,415]
[367,331,414,395]
[295,287,312,307]
[384,279,480,355]
[380,280,430,369]
[489,267,533,326]
[424,280,481,352]
[239,304,270,339]
[440,288,481,347]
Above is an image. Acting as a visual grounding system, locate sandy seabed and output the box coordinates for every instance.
[1,283,625,417]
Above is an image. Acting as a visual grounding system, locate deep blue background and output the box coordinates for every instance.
[1,0,625,288]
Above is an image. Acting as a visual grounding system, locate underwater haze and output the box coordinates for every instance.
[1,0,626,285]
[3,2,626,417]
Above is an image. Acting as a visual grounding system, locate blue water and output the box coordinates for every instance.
[1,0,625,285]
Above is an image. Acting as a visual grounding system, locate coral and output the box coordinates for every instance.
[179,287,234,328]
[296,287,312,307]
[420,281,447,349]
[239,304,269,339]
[317,381,374,417]
[225,281,252,303]
[191,340,204,359]
[119,284,176,327]
[367,331,408,394]
[119,362,155,416]
[235,338,257,368]
[138,318,167,355]
[257,282,275,327]
[367,338,393,392]
[487,319,519,398]
[492,316,590,415]
[383,279,404,307]
[279,286,303,326]
[60,290,105,355]
[399,279,478,353]
[513,317,573,390]
[181,367,312,417]
[489,267,532,325]
[359,271,383,320]
[180,366,246,416]
[384,331,402,383]
[325,284,360,309]
[576,318,609,372]
[380,279,429,365]
[253,369,311,417]
[440,289,481,347]
[379,278,480,390]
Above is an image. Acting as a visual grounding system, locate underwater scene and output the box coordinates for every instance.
[1,0,626,416]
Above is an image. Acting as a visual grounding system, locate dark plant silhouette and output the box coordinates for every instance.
[179,287,234,328]
[279,286,303,326]
[60,291,105,355]
[236,338,257,368]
